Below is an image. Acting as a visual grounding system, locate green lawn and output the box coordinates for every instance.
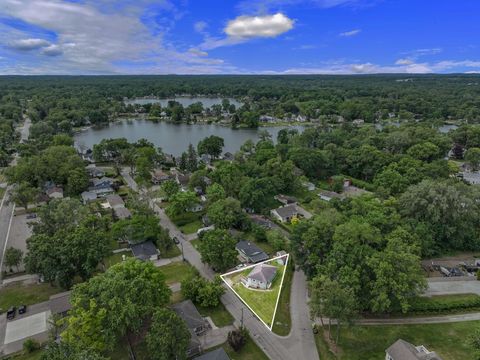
[162,245,181,258]
[199,303,234,327]
[231,263,286,327]
[4,349,45,360]
[222,335,269,360]
[158,261,194,285]
[0,187,5,200]
[103,251,132,269]
[190,238,201,250]
[272,261,293,335]
[0,282,62,313]
[179,219,203,234]
[316,321,479,360]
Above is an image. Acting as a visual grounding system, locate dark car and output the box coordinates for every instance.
[173,237,179,244]
[6,307,16,320]
[18,305,27,314]
[26,213,37,219]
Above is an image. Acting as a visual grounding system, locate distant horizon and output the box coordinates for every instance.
[0,1,479,75]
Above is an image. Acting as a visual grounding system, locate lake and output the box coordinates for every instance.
[124,96,242,108]
[74,119,305,156]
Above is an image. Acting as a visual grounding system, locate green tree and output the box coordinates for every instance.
[206,183,226,203]
[207,197,247,230]
[64,259,171,351]
[66,168,89,195]
[465,147,480,171]
[198,229,237,272]
[41,341,107,360]
[181,274,225,308]
[4,247,23,272]
[146,308,190,360]
[161,179,180,199]
[10,182,38,210]
[166,191,198,216]
[197,135,224,159]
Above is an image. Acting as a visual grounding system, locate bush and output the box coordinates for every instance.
[23,338,40,353]
[407,294,480,315]
[227,327,248,352]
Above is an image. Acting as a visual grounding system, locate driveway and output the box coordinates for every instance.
[424,278,480,296]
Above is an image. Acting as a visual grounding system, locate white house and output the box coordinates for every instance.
[245,264,277,290]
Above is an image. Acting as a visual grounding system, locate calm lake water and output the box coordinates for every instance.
[74,119,305,156]
[125,96,242,108]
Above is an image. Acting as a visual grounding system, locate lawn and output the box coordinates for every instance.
[316,321,480,360]
[162,245,181,258]
[271,261,293,335]
[230,263,286,327]
[0,186,5,200]
[158,261,195,285]
[222,334,269,360]
[4,349,45,360]
[179,219,203,234]
[103,251,132,269]
[199,303,234,327]
[190,238,201,250]
[0,282,63,313]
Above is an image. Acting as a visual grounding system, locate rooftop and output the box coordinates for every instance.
[171,300,205,331]
[386,339,443,360]
[248,263,277,284]
[130,240,158,260]
[236,241,269,263]
[273,204,299,219]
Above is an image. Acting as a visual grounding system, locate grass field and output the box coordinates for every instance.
[271,261,293,335]
[230,263,286,327]
[315,321,480,360]
[179,219,203,234]
[103,251,133,269]
[0,282,62,313]
[223,335,269,360]
[162,245,181,258]
[158,261,194,285]
[199,303,234,327]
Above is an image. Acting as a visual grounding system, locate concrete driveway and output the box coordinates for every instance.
[425,279,480,296]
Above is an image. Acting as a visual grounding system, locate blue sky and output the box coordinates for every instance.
[0,0,479,74]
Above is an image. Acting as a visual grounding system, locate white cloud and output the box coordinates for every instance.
[236,0,362,13]
[395,58,414,65]
[188,48,208,57]
[225,13,294,38]
[41,44,63,56]
[339,29,361,37]
[9,38,51,51]
[194,21,208,33]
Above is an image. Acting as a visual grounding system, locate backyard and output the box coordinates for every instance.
[228,262,286,327]
[315,321,479,360]
[0,282,62,313]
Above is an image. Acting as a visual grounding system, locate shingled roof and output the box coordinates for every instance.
[248,264,277,284]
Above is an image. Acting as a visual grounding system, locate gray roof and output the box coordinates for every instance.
[171,300,205,331]
[386,339,443,360]
[195,348,230,360]
[248,264,277,284]
[114,207,132,219]
[130,240,158,260]
[81,191,97,201]
[236,241,269,263]
[49,291,71,315]
[91,177,114,187]
[273,204,298,219]
[106,194,124,207]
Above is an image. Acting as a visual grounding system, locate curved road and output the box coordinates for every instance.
[121,169,319,360]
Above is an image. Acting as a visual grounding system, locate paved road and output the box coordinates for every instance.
[121,169,319,360]
[425,278,480,296]
[0,117,31,277]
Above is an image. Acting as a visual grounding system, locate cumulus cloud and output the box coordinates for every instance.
[395,58,414,65]
[225,13,294,38]
[9,38,51,51]
[339,29,361,37]
[41,44,63,56]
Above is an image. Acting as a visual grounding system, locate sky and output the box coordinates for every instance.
[0,0,479,75]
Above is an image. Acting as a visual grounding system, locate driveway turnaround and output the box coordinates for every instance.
[4,310,51,344]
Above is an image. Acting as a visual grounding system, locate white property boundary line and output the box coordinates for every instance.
[220,253,290,331]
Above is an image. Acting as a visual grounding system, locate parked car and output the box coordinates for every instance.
[235,263,246,270]
[6,307,16,320]
[173,237,179,245]
[18,305,27,314]
[26,213,37,219]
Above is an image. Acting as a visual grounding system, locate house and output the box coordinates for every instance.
[194,186,204,195]
[114,207,132,220]
[86,165,104,178]
[249,214,273,229]
[245,263,277,290]
[318,190,343,202]
[223,152,234,161]
[89,177,115,190]
[47,186,64,199]
[202,215,211,226]
[130,240,159,261]
[385,339,443,360]
[49,291,71,318]
[171,300,209,335]
[151,169,170,185]
[270,204,299,223]
[236,241,269,263]
[200,154,211,165]
[352,118,365,126]
[274,194,297,205]
[81,191,97,204]
[276,250,288,265]
[176,173,191,189]
[302,182,316,191]
[89,186,114,197]
[194,348,230,360]
[106,194,125,209]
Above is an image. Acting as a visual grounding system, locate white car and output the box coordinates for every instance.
[235,263,246,270]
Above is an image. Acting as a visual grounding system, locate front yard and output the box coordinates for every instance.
[0,282,63,313]
[158,261,195,285]
[229,263,286,327]
[315,321,479,360]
